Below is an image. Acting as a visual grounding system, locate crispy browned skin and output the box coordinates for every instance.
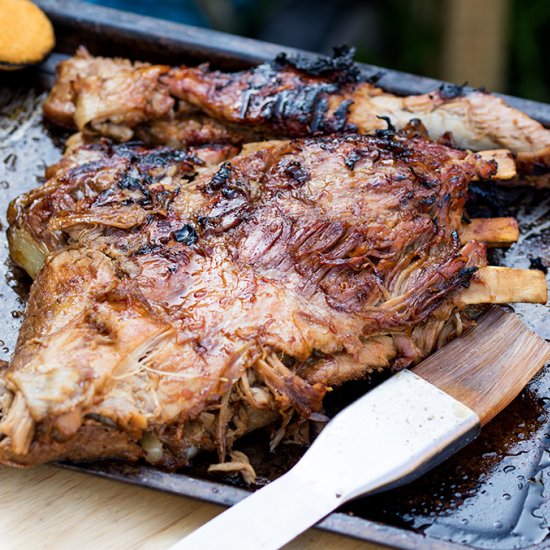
[44,47,256,146]
[1,129,494,467]
[8,138,239,276]
[44,49,177,137]
[43,48,550,184]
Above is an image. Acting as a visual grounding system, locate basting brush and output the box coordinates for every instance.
[170,306,550,550]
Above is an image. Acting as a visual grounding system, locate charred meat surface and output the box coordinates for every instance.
[43,48,550,183]
[1,129,494,467]
[7,138,239,277]
[44,47,259,146]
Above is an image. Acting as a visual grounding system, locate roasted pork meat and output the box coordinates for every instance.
[44,47,259,146]
[0,126,505,468]
[44,48,550,184]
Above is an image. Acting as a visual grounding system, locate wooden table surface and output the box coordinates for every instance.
[0,465,379,549]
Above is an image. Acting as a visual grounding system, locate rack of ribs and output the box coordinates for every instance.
[0,124,545,468]
[43,47,550,186]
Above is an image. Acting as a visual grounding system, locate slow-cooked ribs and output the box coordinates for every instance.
[44,47,550,184]
[1,127,502,467]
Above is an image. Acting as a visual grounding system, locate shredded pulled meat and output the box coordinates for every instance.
[0,126,493,468]
[208,450,257,484]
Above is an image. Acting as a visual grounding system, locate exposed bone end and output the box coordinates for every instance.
[475,149,516,180]
[459,266,548,305]
[8,226,48,280]
[460,217,519,248]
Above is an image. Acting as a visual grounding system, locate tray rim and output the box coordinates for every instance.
[37,0,550,125]
[57,461,463,550]
[18,1,550,548]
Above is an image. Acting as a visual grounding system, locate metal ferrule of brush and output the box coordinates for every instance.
[171,370,481,550]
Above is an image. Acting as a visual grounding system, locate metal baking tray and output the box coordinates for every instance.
[1,1,549,547]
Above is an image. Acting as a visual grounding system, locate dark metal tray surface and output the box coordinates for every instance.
[1,1,549,548]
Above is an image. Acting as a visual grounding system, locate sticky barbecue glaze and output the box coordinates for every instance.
[0,128,495,467]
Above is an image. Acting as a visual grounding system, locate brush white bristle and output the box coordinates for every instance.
[414,307,550,425]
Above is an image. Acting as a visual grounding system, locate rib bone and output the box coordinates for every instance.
[460,266,548,305]
[460,218,519,247]
[474,150,516,180]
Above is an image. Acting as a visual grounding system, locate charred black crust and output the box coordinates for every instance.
[281,87,336,128]
[118,166,151,191]
[106,140,144,157]
[529,257,548,274]
[322,99,356,133]
[375,116,397,138]
[438,82,467,100]
[457,266,479,287]
[237,49,365,136]
[309,96,330,133]
[65,160,106,180]
[136,148,202,169]
[173,224,198,246]
[345,149,362,171]
[309,130,419,163]
[133,243,162,256]
[197,215,209,227]
[110,142,203,168]
[109,143,201,205]
[412,168,439,190]
[206,161,232,193]
[442,192,452,204]
[419,195,436,206]
[283,160,310,185]
[273,45,363,84]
